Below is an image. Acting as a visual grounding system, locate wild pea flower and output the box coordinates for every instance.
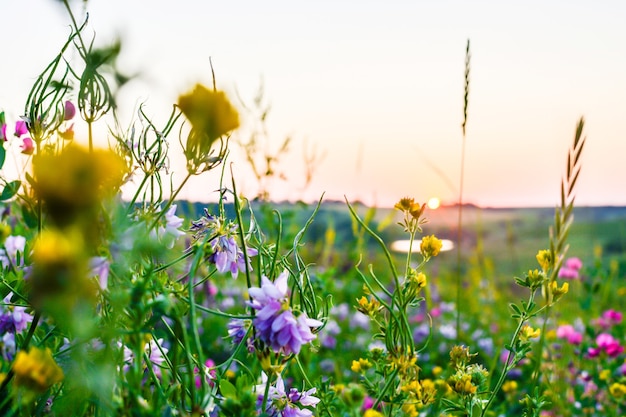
[20,136,34,154]
[248,271,322,355]
[191,209,257,279]
[0,235,26,269]
[256,373,320,417]
[556,324,583,345]
[588,333,624,358]
[14,120,29,137]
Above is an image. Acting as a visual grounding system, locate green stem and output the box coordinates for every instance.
[150,172,192,230]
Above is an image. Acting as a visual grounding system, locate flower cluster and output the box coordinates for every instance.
[247,271,322,355]
[558,256,583,280]
[0,293,34,360]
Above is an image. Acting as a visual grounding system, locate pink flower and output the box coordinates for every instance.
[556,324,583,345]
[64,101,76,121]
[14,120,28,137]
[588,333,624,358]
[564,257,583,270]
[20,137,33,155]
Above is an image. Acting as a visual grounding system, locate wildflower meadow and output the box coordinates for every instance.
[1,2,625,417]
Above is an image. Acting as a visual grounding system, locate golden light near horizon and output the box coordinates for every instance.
[427,197,441,210]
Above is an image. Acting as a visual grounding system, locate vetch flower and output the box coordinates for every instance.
[256,373,320,417]
[0,292,34,334]
[248,271,322,355]
[89,256,110,290]
[191,210,257,279]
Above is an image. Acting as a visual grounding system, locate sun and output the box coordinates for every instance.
[427,197,441,210]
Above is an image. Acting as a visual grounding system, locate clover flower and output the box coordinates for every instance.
[256,373,320,417]
[248,271,322,355]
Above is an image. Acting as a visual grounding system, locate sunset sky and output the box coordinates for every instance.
[2,0,625,207]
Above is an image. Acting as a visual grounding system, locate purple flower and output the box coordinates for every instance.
[248,271,322,355]
[89,256,110,290]
[0,235,26,269]
[191,210,258,279]
[257,373,319,417]
[0,293,33,334]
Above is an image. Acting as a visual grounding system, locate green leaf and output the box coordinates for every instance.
[219,379,237,400]
[0,180,21,201]
[0,145,5,170]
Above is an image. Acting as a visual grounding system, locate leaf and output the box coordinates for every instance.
[0,145,5,170]
[219,379,237,400]
[0,180,21,201]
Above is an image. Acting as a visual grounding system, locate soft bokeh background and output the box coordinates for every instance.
[1,0,625,207]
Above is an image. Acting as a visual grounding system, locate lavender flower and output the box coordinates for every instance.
[248,271,322,355]
[256,373,320,417]
[0,292,33,333]
[89,256,110,290]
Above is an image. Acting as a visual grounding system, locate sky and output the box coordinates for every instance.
[1,0,625,208]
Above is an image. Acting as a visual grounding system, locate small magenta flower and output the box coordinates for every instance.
[20,137,34,155]
[14,120,29,137]
[594,309,623,329]
[588,333,624,358]
[64,101,76,121]
[0,111,6,141]
[248,271,322,355]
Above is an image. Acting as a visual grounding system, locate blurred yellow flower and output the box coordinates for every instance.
[32,145,126,223]
[12,347,64,393]
[178,84,239,172]
[363,410,384,417]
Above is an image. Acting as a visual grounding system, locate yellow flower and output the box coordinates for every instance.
[351,358,372,373]
[32,145,126,223]
[609,382,626,399]
[536,249,552,271]
[12,347,64,393]
[363,410,384,417]
[502,380,518,393]
[356,295,381,317]
[420,235,442,258]
[599,369,611,381]
[408,270,427,289]
[401,403,419,417]
[394,197,420,214]
[519,325,541,341]
[550,280,569,301]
